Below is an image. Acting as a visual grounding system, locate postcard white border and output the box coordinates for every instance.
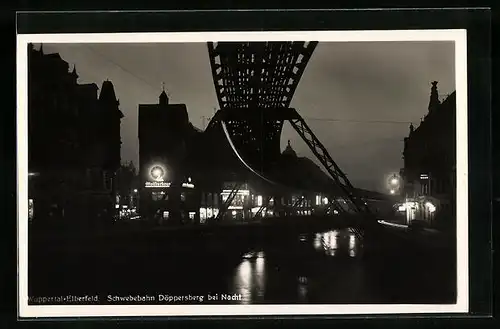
[17,29,468,318]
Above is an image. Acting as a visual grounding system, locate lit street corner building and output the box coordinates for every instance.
[401,81,456,230]
[138,89,202,223]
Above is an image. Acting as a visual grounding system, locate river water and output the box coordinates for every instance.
[28,226,456,305]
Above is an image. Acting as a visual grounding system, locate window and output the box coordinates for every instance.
[152,191,167,201]
[189,212,196,220]
[104,172,112,190]
[163,211,169,219]
[28,199,34,221]
[199,208,207,222]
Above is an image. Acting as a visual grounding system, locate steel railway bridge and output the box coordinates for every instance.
[202,41,388,241]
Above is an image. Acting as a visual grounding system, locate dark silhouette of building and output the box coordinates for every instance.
[138,89,200,222]
[401,81,456,226]
[27,43,123,228]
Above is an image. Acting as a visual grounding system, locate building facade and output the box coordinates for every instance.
[401,81,456,227]
[27,43,124,228]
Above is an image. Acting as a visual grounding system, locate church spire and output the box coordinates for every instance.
[428,81,440,112]
[283,139,297,157]
[159,82,169,105]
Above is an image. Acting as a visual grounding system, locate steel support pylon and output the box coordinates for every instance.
[287,111,373,217]
[206,41,379,241]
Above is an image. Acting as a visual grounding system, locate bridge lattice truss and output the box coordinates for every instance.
[207,41,373,225]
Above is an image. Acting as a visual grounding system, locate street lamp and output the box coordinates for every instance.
[389,174,399,187]
[133,189,138,193]
[386,173,400,195]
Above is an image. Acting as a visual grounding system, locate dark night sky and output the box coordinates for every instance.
[41,41,455,192]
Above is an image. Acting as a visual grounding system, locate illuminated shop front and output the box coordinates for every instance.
[195,181,328,222]
[139,163,170,219]
[139,162,199,222]
[395,196,438,225]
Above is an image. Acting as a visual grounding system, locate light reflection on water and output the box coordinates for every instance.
[233,251,266,304]
[313,229,360,258]
[230,228,362,304]
[298,278,308,302]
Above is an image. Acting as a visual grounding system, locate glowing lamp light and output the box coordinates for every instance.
[149,165,166,181]
[391,178,399,185]
[390,189,395,194]
[133,189,138,193]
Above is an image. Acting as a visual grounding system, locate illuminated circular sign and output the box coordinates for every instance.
[150,165,166,181]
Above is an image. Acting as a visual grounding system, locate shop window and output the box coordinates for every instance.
[152,191,167,201]
[189,212,196,220]
[163,211,169,219]
[199,208,207,222]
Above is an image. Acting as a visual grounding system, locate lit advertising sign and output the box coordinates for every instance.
[145,164,171,188]
[145,182,171,188]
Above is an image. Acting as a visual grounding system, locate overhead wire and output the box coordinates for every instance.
[302,117,413,124]
[82,45,161,94]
